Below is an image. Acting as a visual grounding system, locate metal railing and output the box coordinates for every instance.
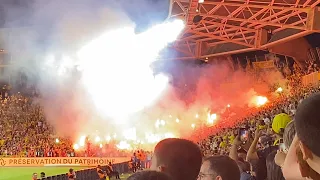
[38,161,129,180]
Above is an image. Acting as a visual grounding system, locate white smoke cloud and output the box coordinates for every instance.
[0,0,287,146]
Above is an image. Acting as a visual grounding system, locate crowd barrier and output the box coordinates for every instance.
[37,161,130,180]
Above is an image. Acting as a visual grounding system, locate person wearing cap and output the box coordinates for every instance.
[271,113,292,146]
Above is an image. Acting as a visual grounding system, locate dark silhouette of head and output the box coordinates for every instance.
[128,171,172,180]
[150,138,202,180]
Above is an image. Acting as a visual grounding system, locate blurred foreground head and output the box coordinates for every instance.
[127,171,172,180]
[150,138,202,180]
[199,155,240,180]
[118,0,173,33]
[283,93,320,179]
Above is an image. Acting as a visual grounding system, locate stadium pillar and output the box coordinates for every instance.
[195,41,202,58]
[196,42,209,59]
[308,7,320,32]
[255,29,268,48]
[268,37,311,69]
[266,7,320,69]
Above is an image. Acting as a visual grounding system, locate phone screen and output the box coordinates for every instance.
[240,129,248,142]
[278,139,286,152]
[278,139,284,144]
[279,143,286,151]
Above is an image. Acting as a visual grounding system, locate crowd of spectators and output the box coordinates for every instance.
[306,59,319,74]
[130,69,320,180]
[0,93,75,157]
[198,84,302,156]
[198,61,311,155]
[0,93,131,158]
[194,67,320,180]
[2,57,320,180]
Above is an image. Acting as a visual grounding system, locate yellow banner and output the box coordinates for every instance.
[302,72,319,86]
[252,60,275,69]
[0,157,129,167]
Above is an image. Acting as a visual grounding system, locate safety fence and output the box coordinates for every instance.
[37,161,129,180]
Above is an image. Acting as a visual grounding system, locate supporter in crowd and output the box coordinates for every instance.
[131,152,138,173]
[246,128,278,180]
[237,161,255,180]
[228,135,254,180]
[97,165,108,180]
[127,171,172,180]
[146,151,152,168]
[283,120,295,150]
[32,173,38,180]
[40,172,46,179]
[271,113,292,145]
[150,138,202,180]
[266,151,284,180]
[198,155,240,180]
[107,162,121,179]
[274,121,295,168]
[67,168,76,180]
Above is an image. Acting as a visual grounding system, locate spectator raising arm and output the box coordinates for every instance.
[246,129,261,162]
[229,135,241,161]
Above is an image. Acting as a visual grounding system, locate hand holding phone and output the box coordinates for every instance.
[239,128,249,143]
[278,139,286,152]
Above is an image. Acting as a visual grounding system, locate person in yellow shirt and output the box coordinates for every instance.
[229,133,235,144]
[219,140,227,149]
[0,139,4,147]
[250,119,255,126]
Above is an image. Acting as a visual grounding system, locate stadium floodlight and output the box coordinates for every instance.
[118,0,173,33]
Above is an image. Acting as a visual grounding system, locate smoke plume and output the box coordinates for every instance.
[0,0,286,146]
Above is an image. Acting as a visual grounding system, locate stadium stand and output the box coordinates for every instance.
[0,92,129,158]
[0,69,318,180]
[0,93,76,157]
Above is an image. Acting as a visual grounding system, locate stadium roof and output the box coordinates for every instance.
[164,0,320,60]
